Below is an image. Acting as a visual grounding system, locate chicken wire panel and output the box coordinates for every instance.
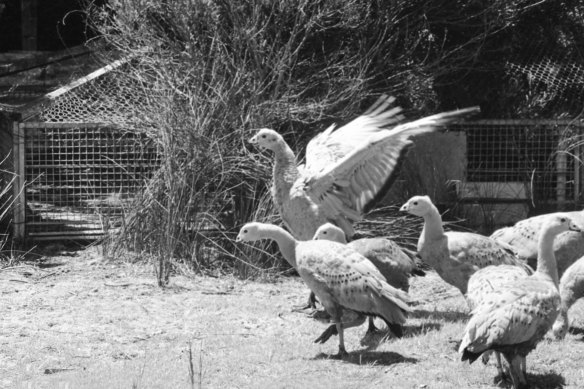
[452,120,584,207]
[21,122,160,240]
[31,60,147,125]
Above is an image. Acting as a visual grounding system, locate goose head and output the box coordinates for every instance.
[313,223,346,243]
[248,128,284,151]
[543,213,582,235]
[400,195,433,217]
[236,222,263,242]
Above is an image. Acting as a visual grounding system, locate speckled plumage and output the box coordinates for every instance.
[249,97,480,241]
[466,265,533,311]
[491,210,584,276]
[552,255,584,339]
[314,223,424,292]
[236,222,412,356]
[313,222,424,337]
[459,214,581,389]
[400,195,530,295]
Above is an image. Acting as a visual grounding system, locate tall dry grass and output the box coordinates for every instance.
[84,0,541,280]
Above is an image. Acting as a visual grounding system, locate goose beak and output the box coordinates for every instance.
[399,203,409,212]
[569,222,582,233]
[248,135,258,145]
[235,234,243,242]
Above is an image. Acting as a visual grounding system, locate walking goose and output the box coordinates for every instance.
[313,222,424,337]
[552,254,584,339]
[249,96,480,241]
[465,259,534,377]
[459,214,581,389]
[236,222,412,357]
[400,195,530,295]
[491,210,584,276]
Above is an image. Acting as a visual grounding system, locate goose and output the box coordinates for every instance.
[399,195,531,295]
[459,214,581,389]
[465,259,534,377]
[552,254,584,339]
[249,96,480,242]
[313,222,425,337]
[236,222,412,357]
[491,210,584,276]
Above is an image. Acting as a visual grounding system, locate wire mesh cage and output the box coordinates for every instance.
[10,59,161,241]
[450,120,584,232]
[15,122,159,240]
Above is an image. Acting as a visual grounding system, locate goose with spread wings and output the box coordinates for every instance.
[249,96,480,242]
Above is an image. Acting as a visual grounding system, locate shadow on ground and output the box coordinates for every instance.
[313,350,418,366]
[411,309,468,323]
[491,370,565,389]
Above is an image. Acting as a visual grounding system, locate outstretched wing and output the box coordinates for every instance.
[304,106,480,223]
[304,95,404,174]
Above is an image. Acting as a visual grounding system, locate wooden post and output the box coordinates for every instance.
[556,151,567,210]
[20,0,37,51]
[575,143,581,204]
[12,122,26,240]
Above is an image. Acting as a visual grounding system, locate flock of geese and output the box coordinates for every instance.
[235,95,584,389]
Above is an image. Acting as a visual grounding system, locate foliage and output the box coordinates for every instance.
[84,0,581,277]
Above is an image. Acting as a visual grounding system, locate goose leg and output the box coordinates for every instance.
[314,311,366,344]
[487,351,509,384]
[335,320,348,359]
[292,291,319,313]
[494,352,506,378]
[366,316,380,335]
[503,353,528,389]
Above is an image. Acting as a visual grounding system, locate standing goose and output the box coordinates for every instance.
[399,195,531,295]
[552,254,584,339]
[465,260,534,377]
[491,210,584,276]
[249,96,480,241]
[236,222,412,357]
[459,214,582,389]
[313,222,425,336]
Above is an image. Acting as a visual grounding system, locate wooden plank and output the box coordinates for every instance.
[456,181,529,200]
[574,146,581,203]
[12,122,26,240]
[557,152,567,208]
[452,119,584,127]
[21,122,110,129]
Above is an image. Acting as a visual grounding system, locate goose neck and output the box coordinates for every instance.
[421,204,445,241]
[260,224,298,268]
[535,228,560,285]
[273,142,299,185]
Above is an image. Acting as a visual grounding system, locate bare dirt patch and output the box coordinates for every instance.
[1,246,583,388]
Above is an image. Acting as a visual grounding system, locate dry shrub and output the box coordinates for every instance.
[85,0,542,279]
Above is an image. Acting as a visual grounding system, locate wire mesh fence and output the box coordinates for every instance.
[14,122,159,240]
[452,120,584,208]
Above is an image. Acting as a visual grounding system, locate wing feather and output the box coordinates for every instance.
[461,278,560,356]
[304,95,405,176]
[305,106,480,221]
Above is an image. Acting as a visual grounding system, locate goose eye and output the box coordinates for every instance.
[261,134,267,139]
[323,231,327,235]
[560,218,566,223]
[243,229,248,233]
[413,201,418,205]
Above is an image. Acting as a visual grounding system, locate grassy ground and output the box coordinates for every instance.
[1,246,583,389]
